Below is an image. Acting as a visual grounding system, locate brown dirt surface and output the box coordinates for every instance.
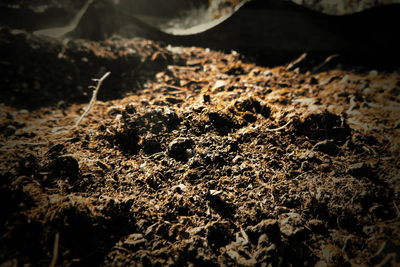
[1,29,400,266]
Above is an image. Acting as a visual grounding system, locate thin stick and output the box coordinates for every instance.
[75,72,111,127]
[313,54,339,73]
[286,53,307,71]
[49,232,60,267]
[265,120,292,132]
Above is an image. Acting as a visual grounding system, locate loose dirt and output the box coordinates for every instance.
[1,29,400,266]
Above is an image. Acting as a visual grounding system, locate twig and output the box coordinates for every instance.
[265,120,292,132]
[286,53,307,71]
[75,72,111,127]
[313,54,339,73]
[49,232,60,267]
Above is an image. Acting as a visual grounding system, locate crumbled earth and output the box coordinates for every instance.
[1,32,400,266]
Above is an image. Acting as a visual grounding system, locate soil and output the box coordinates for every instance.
[1,27,400,266]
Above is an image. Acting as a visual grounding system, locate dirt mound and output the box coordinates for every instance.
[0,27,177,109]
[1,34,400,266]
